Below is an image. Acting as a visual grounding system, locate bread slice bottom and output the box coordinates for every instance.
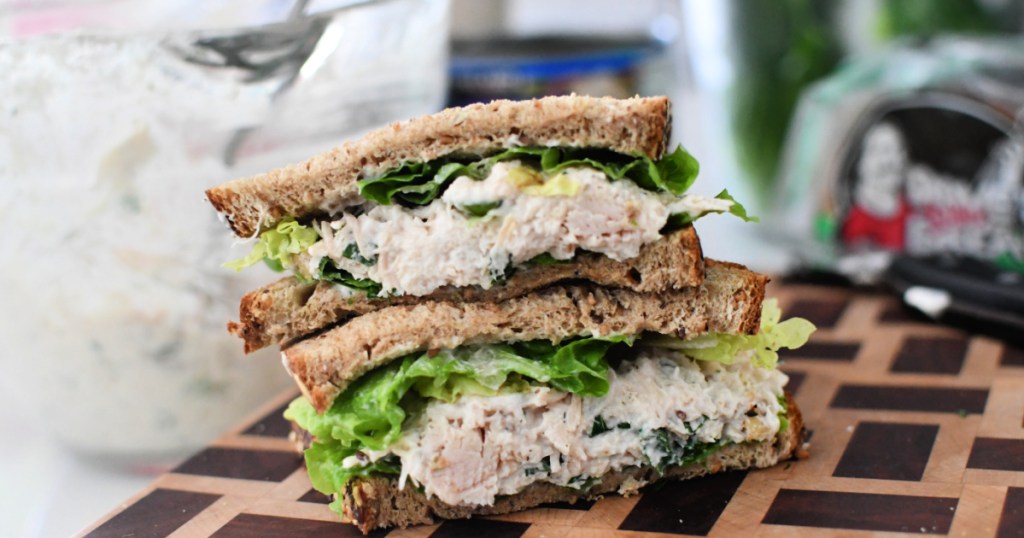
[337,393,805,534]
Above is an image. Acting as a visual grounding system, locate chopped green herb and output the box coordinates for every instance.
[567,475,601,491]
[460,201,502,217]
[342,243,376,266]
[527,252,570,266]
[648,427,725,475]
[776,394,790,432]
[525,456,552,477]
[318,257,382,296]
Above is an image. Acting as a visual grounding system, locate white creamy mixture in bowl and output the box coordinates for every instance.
[0,8,447,466]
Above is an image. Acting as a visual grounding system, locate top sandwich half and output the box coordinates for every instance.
[206,95,751,301]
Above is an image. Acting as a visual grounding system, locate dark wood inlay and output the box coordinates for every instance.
[618,471,746,536]
[86,489,220,538]
[781,341,860,361]
[891,337,968,375]
[833,422,939,481]
[1001,345,1024,367]
[967,438,1024,472]
[298,488,333,504]
[430,518,530,538]
[763,489,958,533]
[879,303,930,324]
[831,384,988,414]
[212,514,374,537]
[785,299,847,329]
[172,447,302,482]
[997,487,1024,538]
[242,402,293,438]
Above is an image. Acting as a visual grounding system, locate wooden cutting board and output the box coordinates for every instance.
[80,279,1024,537]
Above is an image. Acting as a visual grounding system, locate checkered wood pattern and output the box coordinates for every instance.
[81,281,1024,537]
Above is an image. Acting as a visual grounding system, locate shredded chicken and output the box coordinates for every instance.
[304,162,731,296]
[361,349,787,507]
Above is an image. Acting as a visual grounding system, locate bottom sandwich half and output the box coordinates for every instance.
[284,300,813,534]
[334,395,804,532]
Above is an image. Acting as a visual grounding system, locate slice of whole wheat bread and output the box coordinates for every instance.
[231,225,703,353]
[337,393,804,533]
[283,260,768,413]
[206,95,671,237]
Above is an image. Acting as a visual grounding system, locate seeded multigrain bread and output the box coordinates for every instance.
[334,393,803,534]
[205,95,671,237]
[230,226,704,353]
[283,260,768,413]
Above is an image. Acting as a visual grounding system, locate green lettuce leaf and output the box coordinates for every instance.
[302,442,401,513]
[663,189,759,231]
[777,394,790,433]
[224,218,320,271]
[357,145,701,206]
[285,335,632,454]
[642,298,815,368]
[718,189,759,222]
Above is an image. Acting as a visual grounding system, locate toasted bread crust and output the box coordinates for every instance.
[283,260,768,412]
[340,393,804,533]
[206,95,671,237]
[230,226,704,353]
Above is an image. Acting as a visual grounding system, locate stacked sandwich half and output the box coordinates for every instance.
[206,95,813,533]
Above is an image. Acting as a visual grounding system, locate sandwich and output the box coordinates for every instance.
[208,96,749,352]
[206,95,813,533]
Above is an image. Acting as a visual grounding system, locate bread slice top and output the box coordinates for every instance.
[206,95,671,237]
[231,225,703,353]
[284,259,768,413]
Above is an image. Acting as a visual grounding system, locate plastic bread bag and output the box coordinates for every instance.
[771,37,1024,285]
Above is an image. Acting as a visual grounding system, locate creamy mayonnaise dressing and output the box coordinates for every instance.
[304,161,732,296]
[347,349,786,507]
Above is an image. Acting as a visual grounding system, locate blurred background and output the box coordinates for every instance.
[1,0,1023,535]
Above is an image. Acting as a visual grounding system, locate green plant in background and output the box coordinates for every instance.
[876,0,1001,40]
[730,0,1008,203]
[730,0,842,201]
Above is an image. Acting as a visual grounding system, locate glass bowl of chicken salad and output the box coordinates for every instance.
[0,0,449,467]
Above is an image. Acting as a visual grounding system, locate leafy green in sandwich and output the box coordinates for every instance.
[358,146,701,206]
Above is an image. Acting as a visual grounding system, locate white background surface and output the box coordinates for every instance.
[0,389,152,538]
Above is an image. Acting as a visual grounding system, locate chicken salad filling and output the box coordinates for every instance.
[385,349,788,506]
[226,146,753,297]
[301,162,733,296]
